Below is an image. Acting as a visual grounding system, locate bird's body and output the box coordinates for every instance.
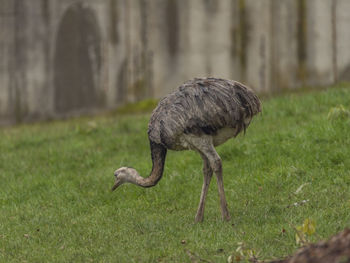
[112,78,261,222]
[148,78,260,150]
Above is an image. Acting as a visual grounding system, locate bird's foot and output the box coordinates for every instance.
[222,211,231,221]
[195,214,204,223]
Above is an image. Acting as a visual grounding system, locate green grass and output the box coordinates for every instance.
[1,84,350,262]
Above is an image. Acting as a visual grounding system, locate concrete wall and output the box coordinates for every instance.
[0,0,349,124]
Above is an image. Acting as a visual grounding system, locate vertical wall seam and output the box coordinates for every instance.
[331,0,338,83]
[297,0,307,84]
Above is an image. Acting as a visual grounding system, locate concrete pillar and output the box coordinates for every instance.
[203,0,232,80]
[270,0,299,90]
[244,0,272,92]
[336,0,350,81]
[0,0,14,122]
[183,0,208,80]
[24,1,51,119]
[148,0,189,96]
[305,0,333,86]
[183,0,232,81]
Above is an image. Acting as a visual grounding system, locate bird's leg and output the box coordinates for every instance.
[195,154,213,223]
[202,145,230,221]
[189,136,231,221]
[212,156,231,221]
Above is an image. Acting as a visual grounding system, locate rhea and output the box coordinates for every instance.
[112,78,261,222]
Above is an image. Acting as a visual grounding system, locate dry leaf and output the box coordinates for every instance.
[295,183,309,194]
[303,218,316,235]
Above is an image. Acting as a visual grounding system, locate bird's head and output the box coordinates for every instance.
[111,167,137,191]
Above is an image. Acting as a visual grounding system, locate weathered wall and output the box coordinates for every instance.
[337,0,350,82]
[0,0,349,124]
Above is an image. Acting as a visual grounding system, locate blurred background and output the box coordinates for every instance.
[0,0,349,125]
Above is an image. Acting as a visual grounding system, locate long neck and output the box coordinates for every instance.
[130,140,167,188]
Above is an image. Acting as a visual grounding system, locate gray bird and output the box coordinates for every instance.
[112,78,261,222]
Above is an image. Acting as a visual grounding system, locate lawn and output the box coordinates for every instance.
[1,84,350,262]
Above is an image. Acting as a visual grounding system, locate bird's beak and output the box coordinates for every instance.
[111,180,122,191]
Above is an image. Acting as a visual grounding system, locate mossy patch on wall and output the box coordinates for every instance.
[231,0,248,80]
[129,79,148,102]
[109,0,119,45]
[166,0,179,56]
[297,0,307,82]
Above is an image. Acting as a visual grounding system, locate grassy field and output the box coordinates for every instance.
[1,84,350,262]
